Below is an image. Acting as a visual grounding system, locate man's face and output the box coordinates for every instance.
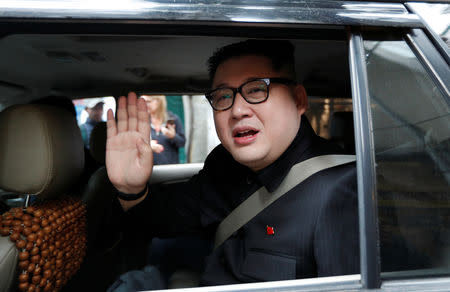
[212,55,307,171]
[90,105,104,122]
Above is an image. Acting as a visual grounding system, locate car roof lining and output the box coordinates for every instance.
[0,33,350,106]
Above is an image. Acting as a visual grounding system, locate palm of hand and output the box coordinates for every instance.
[106,131,152,192]
[105,93,153,194]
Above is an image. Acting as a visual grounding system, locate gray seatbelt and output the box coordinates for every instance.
[214,154,356,249]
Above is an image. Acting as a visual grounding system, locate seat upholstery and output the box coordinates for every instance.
[0,104,85,292]
[0,104,85,198]
[89,121,107,165]
[329,111,355,154]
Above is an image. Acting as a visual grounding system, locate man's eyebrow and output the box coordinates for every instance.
[213,77,262,89]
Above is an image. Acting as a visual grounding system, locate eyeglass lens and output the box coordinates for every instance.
[210,79,268,110]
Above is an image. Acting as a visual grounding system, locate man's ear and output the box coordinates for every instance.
[294,84,308,115]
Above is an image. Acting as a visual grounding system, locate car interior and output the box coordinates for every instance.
[0,30,356,291]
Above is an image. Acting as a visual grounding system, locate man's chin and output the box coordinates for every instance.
[230,149,267,171]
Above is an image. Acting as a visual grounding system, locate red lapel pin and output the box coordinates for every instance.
[266,225,275,235]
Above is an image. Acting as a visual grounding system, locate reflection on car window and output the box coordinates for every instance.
[409,3,450,48]
[364,39,450,275]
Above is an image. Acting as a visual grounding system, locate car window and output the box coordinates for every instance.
[363,37,450,275]
[408,3,450,48]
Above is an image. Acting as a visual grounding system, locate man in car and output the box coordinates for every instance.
[80,100,104,148]
[105,40,359,288]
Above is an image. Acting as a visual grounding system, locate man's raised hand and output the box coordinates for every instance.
[106,92,153,195]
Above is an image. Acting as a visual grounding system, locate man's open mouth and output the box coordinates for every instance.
[233,128,259,138]
[234,129,259,137]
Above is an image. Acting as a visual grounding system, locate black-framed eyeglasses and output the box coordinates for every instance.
[205,78,296,111]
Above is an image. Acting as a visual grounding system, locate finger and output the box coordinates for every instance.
[106,109,117,137]
[127,92,138,132]
[137,97,150,143]
[117,96,128,133]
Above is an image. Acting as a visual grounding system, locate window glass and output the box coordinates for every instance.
[364,38,450,274]
[409,3,450,48]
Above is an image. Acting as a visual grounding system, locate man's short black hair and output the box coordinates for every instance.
[207,39,296,84]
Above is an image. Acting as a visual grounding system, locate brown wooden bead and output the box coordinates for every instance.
[0,227,10,236]
[33,265,42,275]
[36,230,45,239]
[12,225,24,233]
[35,238,43,247]
[31,246,40,256]
[26,206,36,214]
[16,239,27,249]
[55,259,63,268]
[14,210,24,219]
[43,269,52,279]
[27,263,35,273]
[12,220,22,226]
[23,214,33,221]
[10,232,20,242]
[19,272,29,283]
[19,251,30,261]
[31,224,40,232]
[27,233,37,242]
[27,283,36,292]
[19,260,30,270]
[43,282,52,292]
[32,275,41,285]
[3,213,13,220]
[39,278,47,288]
[43,226,52,234]
[18,282,29,291]
[26,241,34,251]
[41,249,50,258]
[31,255,40,264]
[41,219,49,227]
[33,209,44,218]
[23,227,32,236]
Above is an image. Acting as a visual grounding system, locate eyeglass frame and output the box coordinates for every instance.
[205,77,296,111]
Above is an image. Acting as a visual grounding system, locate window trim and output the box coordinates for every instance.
[405,29,450,99]
[405,2,450,67]
[0,1,423,28]
[348,31,381,289]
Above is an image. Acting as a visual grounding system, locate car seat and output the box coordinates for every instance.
[0,104,85,292]
[329,111,355,154]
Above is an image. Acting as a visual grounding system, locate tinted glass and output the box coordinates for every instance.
[364,39,450,275]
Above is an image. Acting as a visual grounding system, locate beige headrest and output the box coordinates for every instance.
[89,121,107,164]
[0,104,84,198]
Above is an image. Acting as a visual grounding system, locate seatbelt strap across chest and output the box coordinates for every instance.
[214,154,356,249]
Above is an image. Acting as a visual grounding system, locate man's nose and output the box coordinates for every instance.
[230,93,252,118]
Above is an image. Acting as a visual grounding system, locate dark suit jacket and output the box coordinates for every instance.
[119,116,359,285]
